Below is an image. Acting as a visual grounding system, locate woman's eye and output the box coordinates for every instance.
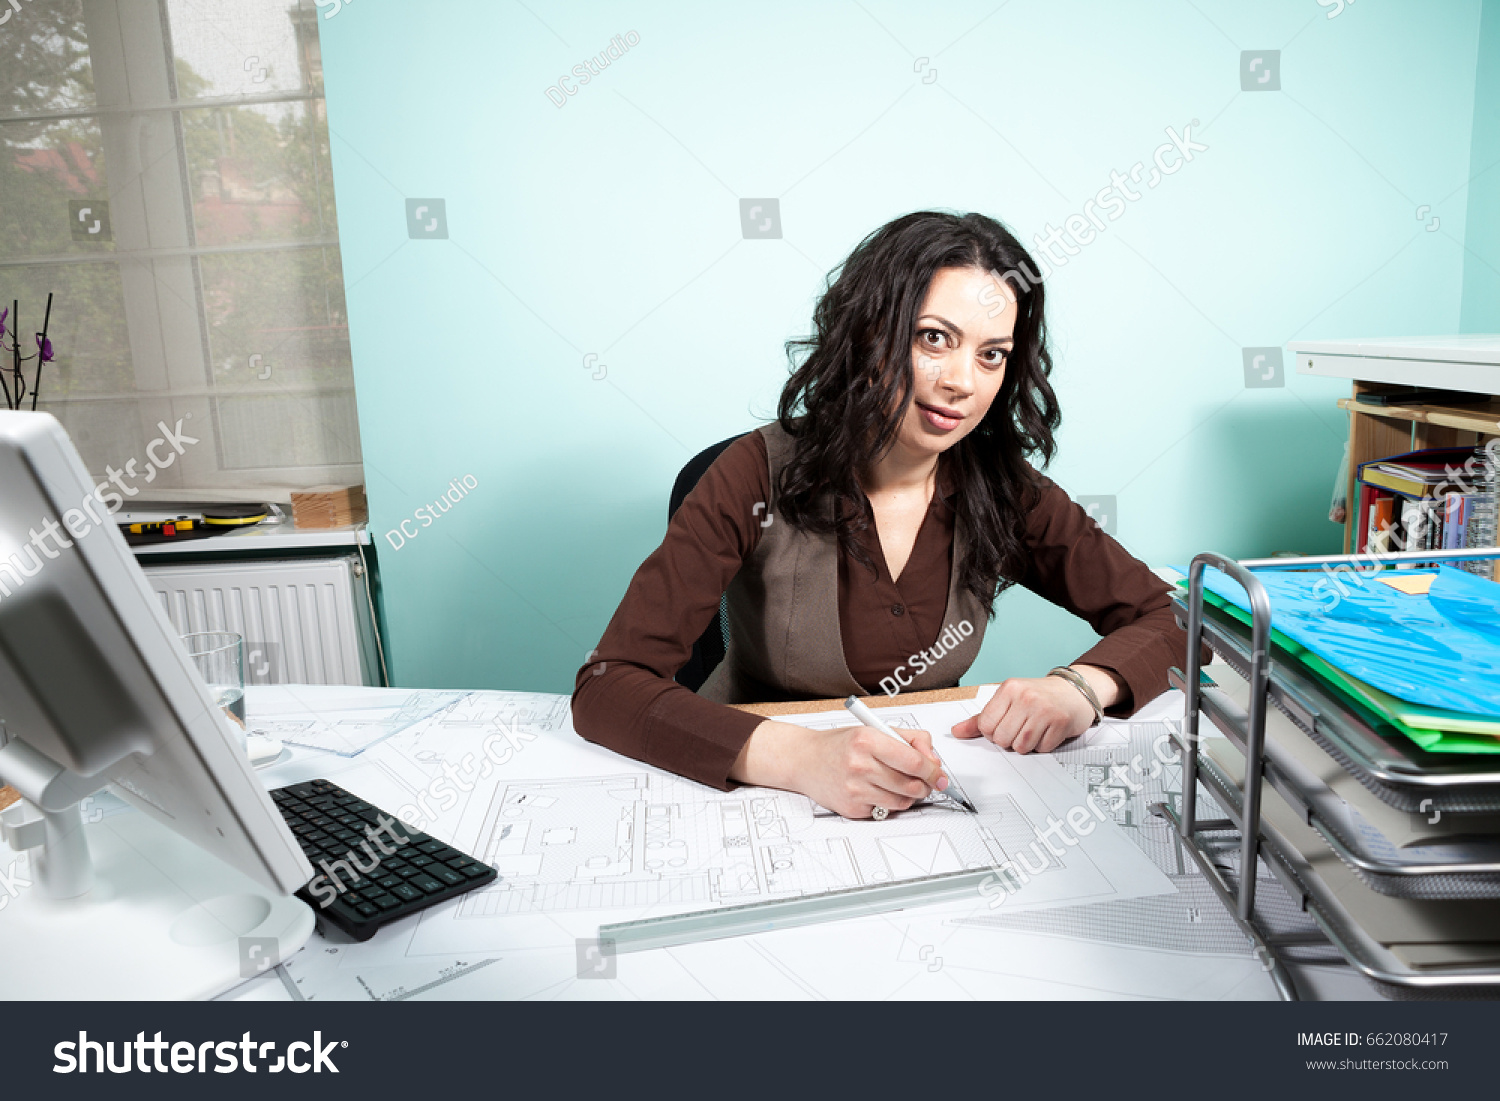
[920,329,945,347]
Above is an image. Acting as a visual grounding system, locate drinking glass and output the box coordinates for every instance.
[182,631,246,747]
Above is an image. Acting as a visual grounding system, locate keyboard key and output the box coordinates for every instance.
[279,780,495,938]
[431,866,464,887]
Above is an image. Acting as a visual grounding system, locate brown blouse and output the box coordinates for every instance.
[572,431,1187,790]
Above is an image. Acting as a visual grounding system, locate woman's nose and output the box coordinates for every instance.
[937,357,975,395]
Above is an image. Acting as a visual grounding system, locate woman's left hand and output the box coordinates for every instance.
[951,670,1110,754]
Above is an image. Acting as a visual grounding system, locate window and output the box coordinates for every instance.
[0,0,361,500]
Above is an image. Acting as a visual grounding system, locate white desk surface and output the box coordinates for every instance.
[194,683,1380,1002]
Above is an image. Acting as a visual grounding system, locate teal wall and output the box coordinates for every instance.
[1463,0,1500,331]
[320,0,1485,693]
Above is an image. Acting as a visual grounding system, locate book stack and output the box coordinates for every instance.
[289,484,368,529]
[1355,446,1498,579]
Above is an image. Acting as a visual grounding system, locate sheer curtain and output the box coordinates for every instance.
[0,0,362,501]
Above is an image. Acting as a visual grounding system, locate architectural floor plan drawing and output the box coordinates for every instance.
[418,690,572,734]
[950,706,1336,969]
[394,695,1175,963]
[272,947,504,1002]
[452,772,1047,920]
[227,686,1239,1001]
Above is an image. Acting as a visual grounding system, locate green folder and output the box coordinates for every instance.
[1178,583,1500,755]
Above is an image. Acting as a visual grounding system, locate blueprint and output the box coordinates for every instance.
[416,689,571,735]
[946,689,1341,991]
[448,769,1087,925]
[220,687,1215,1000]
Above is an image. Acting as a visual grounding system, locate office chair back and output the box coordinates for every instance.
[669,434,744,691]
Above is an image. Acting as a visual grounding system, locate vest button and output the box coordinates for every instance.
[891,603,905,617]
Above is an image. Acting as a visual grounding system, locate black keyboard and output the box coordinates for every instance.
[271,779,497,942]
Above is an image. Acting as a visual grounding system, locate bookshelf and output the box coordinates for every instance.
[1335,386,1500,553]
[1289,336,1500,557]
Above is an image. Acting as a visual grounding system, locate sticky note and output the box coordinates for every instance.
[1376,574,1436,596]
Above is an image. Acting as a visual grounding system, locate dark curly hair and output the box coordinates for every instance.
[776,211,1060,617]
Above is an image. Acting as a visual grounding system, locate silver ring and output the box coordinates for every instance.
[871,806,889,821]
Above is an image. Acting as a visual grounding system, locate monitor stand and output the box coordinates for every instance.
[0,800,315,1000]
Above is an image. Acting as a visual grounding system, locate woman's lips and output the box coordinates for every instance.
[917,402,963,431]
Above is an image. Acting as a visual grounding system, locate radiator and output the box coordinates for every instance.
[140,555,379,686]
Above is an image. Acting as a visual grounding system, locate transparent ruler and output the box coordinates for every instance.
[598,865,1004,954]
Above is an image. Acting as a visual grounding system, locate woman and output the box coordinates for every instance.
[573,211,1186,819]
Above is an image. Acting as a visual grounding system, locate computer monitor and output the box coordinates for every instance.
[0,412,314,999]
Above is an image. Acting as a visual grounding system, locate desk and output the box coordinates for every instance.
[190,683,1377,1002]
[735,684,978,718]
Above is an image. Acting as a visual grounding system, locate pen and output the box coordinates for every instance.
[843,696,978,814]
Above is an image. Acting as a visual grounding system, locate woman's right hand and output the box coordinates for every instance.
[731,719,950,819]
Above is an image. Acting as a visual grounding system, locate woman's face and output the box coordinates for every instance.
[892,265,1017,461]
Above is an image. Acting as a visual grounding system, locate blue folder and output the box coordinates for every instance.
[1198,564,1500,716]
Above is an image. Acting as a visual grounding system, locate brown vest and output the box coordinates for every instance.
[699,422,989,705]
